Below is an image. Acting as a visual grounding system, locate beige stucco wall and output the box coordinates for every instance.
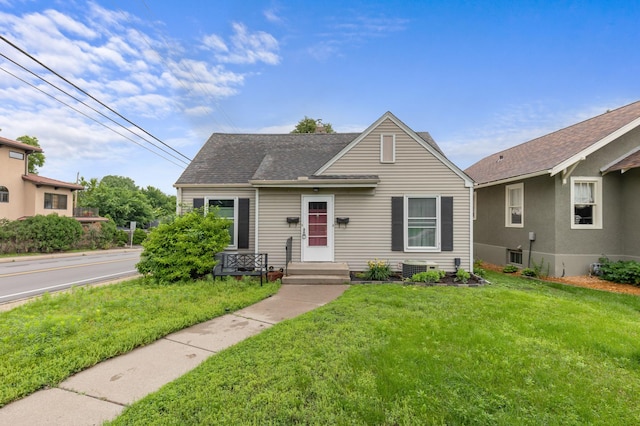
[0,146,28,220]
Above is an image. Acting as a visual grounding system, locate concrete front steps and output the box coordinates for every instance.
[282,262,351,285]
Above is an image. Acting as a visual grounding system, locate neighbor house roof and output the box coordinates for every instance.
[0,136,44,153]
[22,174,84,190]
[602,148,640,173]
[465,100,640,185]
[175,129,441,186]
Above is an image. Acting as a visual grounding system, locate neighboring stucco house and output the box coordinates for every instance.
[466,100,640,277]
[175,112,474,273]
[0,136,84,220]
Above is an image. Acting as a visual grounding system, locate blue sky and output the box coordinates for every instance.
[1,1,639,193]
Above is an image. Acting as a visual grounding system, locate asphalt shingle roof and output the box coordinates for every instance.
[465,100,640,185]
[605,149,640,173]
[176,131,440,185]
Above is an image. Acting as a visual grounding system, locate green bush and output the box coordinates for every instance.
[521,268,537,277]
[411,269,446,283]
[455,268,471,283]
[16,214,83,252]
[599,259,640,285]
[136,210,230,283]
[132,228,147,245]
[503,265,519,273]
[363,259,393,281]
[115,230,129,247]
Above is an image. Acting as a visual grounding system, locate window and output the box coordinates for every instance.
[44,193,67,209]
[505,183,524,227]
[207,198,237,247]
[0,186,8,203]
[405,196,440,250]
[380,134,395,163]
[9,151,24,160]
[508,249,523,265]
[571,177,602,229]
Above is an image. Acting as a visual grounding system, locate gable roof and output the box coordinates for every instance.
[22,174,84,190]
[0,136,44,153]
[602,147,640,174]
[175,114,445,186]
[465,100,640,185]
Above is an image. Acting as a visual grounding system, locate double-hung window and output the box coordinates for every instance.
[0,186,8,203]
[571,177,602,229]
[44,193,67,209]
[405,195,439,251]
[207,198,237,247]
[505,183,524,227]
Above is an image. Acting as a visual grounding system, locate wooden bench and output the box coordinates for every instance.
[212,253,268,285]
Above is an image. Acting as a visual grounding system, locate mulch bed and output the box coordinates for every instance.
[481,262,640,296]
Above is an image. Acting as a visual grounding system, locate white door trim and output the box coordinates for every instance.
[301,194,334,262]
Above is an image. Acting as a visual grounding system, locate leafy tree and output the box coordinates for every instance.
[136,210,230,283]
[16,135,45,174]
[291,116,334,134]
[141,185,176,218]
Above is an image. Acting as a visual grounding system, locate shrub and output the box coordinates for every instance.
[136,210,230,283]
[503,265,519,273]
[455,268,471,284]
[363,259,393,281]
[132,228,147,245]
[531,257,550,278]
[411,269,446,283]
[599,259,640,285]
[19,214,83,252]
[521,268,537,277]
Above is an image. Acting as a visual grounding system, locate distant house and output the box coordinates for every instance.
[466,101,640,276]
[175,112,474,274]
[0,136,85,220]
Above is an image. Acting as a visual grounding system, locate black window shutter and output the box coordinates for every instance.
[193,198,204,209]
[391,197,404,251]
[441,196,454,251]
[238,198,250,249]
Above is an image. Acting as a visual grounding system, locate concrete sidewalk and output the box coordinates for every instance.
[0,284,349,426]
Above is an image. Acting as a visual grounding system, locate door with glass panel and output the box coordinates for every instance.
[301,195,334,261]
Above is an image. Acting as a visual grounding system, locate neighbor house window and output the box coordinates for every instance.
[9,151,24,160]
[571,177,602,229]
[380,134,395,163]
[0,186,8,203]
[405,195,440,251]
[508,249,523,265]
[44,193,67,209]
[505,183,524,227]
[206,197,237,247]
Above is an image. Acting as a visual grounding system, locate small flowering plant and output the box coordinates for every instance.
[364,258,392,281]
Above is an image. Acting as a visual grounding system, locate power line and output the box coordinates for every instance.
[0,64,187,168]
[0,51,190,167]
[0,34,192,162]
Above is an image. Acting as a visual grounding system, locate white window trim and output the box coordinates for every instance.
[505,183,524,228]
[205,196,238,249]
[404,195,441,252]
[380,134,396,163]
[473,191,477,221]
[570,177,602,229]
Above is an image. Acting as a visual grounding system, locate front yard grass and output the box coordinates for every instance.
[0,277,279,407]
[111,271,640,425]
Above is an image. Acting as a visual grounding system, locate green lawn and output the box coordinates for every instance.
[0,277,279,407]
[111,272,640,425]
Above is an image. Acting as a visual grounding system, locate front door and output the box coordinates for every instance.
[302,195,334,262]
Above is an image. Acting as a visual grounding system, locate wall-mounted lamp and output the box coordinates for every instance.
[286,217,300,227]
[336,217,349,228]
[454,257,461,271]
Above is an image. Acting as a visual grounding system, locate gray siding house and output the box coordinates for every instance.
[466,101,640,277]
[175,112,474,273]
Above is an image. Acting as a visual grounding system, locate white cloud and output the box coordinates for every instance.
[202,34,228,52]
[264,8,284,24]
[202,22,280,65]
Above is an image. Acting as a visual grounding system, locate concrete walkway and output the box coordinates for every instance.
[0,284,349,426]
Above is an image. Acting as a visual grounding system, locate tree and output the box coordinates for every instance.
[141,186,176,218]
[291,116,335,134]
[16,135,45,174]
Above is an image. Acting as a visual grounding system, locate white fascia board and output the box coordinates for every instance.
[173,183,252,188]
[600,145,640,173]
[550,116,640,177]
[473,170,550,189]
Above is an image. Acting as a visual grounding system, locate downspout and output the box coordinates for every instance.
[469,185,474,272]
[254,188,259,255]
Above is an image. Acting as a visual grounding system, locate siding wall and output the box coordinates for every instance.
[319,118,472,272]
[180,186,256,252]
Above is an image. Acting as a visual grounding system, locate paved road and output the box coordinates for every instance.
[0,250,142,304]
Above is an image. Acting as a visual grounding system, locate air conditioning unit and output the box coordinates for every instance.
[402,260,439,278]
